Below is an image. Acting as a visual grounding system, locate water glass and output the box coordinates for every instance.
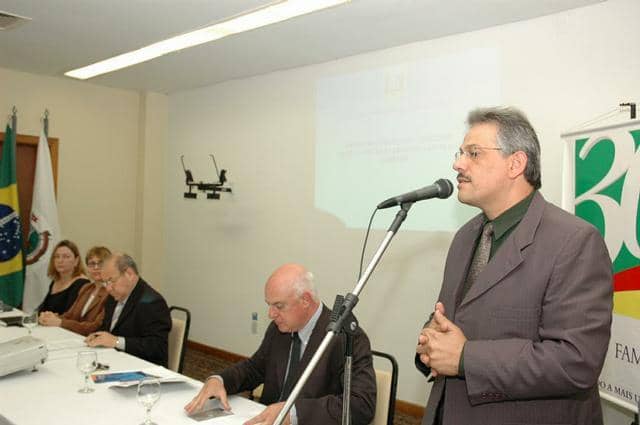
[137,377,161,425]
[22,311,38,334]
[77,351,97,393]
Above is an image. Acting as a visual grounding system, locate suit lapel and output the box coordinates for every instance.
[273,332,290,392]
[450,216,484,315]
[300,306,329,368]
[284,306,329,391]
[112,280,143,331]
[102,298,116,330]
[81,286,105,317]
[458,192,545,308]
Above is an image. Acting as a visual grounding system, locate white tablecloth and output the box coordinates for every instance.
[0,326,264,424]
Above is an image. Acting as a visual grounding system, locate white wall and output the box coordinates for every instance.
[0,68,140,255]
[163,0,637,422]
[136,92,168,291]
[0,68,168,290]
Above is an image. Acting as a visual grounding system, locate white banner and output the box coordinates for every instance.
[562,120,640,413]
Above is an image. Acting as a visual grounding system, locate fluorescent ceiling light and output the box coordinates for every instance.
[65,0,349,80]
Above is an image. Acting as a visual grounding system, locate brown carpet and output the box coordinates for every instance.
[182,346,421,425]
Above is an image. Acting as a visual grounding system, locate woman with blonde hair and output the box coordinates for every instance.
[37,240,90,314]
[39,246,111,335]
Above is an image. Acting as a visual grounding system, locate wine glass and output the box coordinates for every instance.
[76,351,97,393]
[22,311,38,335]
[137,377,161,425]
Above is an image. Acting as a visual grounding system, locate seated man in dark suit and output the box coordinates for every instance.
[85,253,171,367]
[184,263,376,425]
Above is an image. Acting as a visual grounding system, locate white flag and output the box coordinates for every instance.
[23,129,60,311]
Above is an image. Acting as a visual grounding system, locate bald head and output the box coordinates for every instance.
[265,264,320,333]
[102,252,140,301]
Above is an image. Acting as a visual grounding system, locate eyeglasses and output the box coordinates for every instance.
[103,273,122,286]
[454,146,502,161]
[87,261,103,269]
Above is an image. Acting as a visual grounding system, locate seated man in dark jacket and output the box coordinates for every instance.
[85,253,171,367]
[185,263,376,425]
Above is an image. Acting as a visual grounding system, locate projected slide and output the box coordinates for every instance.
[315,48,502,231]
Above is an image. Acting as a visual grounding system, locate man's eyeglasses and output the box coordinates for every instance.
[103,274,122,286]
[454,146,502,161]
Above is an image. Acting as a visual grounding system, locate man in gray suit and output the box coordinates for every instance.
[415,107,613,425]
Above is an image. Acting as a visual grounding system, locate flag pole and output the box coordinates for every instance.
[11,106,17,132]
[43,109,49,138]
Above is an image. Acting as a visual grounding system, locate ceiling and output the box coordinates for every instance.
[0,0,604,94]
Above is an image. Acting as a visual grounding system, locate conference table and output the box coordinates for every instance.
[0,321,264,425]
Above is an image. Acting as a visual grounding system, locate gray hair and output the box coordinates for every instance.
[292,270,319,302]
[110,252,139,275]
[467,106,542,189]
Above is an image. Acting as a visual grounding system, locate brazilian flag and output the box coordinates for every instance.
[0,125,24,307]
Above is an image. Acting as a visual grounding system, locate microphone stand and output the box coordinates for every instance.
[274,202,413,425]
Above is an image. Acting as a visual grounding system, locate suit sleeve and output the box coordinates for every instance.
[295,330,377,425]
[123,295,171,365]
[60,307,105,336]
[219,324,273,393]
[463,225,613,404]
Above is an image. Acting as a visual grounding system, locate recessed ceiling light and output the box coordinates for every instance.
[65,0,349,80]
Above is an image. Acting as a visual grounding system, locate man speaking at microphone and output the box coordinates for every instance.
[415,107,613,425]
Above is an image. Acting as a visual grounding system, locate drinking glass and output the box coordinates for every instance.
[137,377,161,425]
[76,351,97,393]
[21,311,38,335]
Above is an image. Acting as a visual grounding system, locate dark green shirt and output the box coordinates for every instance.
[488,190,536,258]
[458,190,536,376]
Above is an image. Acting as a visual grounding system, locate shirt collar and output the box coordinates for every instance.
[297,303,323,346]
[485,190,536,240]
[117,292,131,308]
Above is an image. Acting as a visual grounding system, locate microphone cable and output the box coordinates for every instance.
[358,207,378,280]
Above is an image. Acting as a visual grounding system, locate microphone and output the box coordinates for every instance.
[377,179,454,209]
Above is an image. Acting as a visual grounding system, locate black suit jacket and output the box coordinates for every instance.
[220,305,376,425]
[101,278,172,367]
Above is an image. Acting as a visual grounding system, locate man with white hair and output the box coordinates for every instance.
[185,263,376,425]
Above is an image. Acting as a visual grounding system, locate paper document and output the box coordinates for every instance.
[92,366,186,387]
[188,399,233,422]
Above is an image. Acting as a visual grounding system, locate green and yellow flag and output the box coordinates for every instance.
[0,124,24,307]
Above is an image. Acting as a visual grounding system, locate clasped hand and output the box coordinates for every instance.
[38,311,61,327]
[415,302,467,377]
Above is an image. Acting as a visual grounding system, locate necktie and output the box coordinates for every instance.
[280,332,301,401]
[459,221,494,304]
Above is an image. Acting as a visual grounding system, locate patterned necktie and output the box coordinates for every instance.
[459,221,494,304]
[280,332,301,401]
